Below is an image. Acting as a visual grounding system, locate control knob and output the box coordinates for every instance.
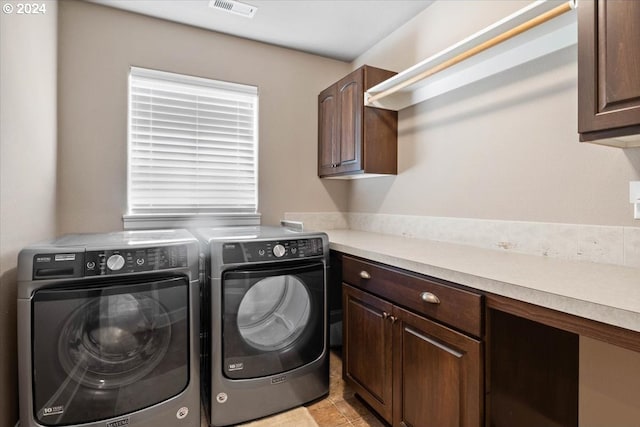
[106,254,125,271]
[273,244,286,258]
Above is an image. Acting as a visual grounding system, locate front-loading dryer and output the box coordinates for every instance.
[17,229,200,427]
[195,226,329,426]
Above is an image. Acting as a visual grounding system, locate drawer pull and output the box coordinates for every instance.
[421,292,441,304]
[382,312,397,323]
[359,270,371,280]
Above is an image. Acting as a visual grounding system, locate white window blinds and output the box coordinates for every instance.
[128,67,258,216]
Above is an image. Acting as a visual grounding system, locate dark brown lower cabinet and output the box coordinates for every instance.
[394,306,482,427]
[343,284,482,427]
[336,252,639,427]
[343,284,393,422]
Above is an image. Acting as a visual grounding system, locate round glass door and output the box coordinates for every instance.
[58,293,172,389]
[31,276,189,426]
[236,275,311,351]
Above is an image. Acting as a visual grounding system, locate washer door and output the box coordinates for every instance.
[222,262,325,379]
[57,293,172,389]
[31,275,189,426]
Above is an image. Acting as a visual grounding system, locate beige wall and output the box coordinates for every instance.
[351,0,640,227]
[580,337,640,426]
[0,2,58,426]
[57,0,349,234]
[352,0,640,423]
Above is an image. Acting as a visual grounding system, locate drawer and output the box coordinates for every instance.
[342,255,483,337]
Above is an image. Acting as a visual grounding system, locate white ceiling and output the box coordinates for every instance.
[86,0,433,62]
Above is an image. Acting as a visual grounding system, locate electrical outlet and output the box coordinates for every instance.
[630,181,640,219]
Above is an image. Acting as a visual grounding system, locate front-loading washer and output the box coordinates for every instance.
[195,226,329,426]
[16,229,200,427]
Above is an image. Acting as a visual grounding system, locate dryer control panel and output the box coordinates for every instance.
[223,238,324,264]
[32,245,189,279]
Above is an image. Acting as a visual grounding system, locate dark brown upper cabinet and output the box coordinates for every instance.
[318,65,398,178]
[578,0,640,147]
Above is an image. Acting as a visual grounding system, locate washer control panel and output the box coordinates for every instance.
[32,245,190,279]
[222,238,324,264]
[84,245,189,276]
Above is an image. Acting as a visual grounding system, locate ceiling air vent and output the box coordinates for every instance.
[209,0,257,18]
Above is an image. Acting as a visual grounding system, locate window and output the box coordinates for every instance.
[125,67,259,228]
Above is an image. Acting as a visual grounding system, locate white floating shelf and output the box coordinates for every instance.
[365,0,578,111]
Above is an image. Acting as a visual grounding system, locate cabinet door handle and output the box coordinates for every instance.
[389,315,398,324]
[420,292,440,304]
[382,311,389,320]
[359,270,371,280]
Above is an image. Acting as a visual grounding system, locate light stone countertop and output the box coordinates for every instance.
[325,229,640,334]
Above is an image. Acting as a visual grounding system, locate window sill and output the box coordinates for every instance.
[123,213,261,230]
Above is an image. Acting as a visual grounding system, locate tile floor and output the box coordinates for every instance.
[305,348,387,427]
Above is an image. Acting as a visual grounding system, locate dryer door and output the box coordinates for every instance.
[222,262,325,379]
[31,275,190,426]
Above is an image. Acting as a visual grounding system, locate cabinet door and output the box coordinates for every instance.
[578,0,640,138]
[334,70,363,175]
[318,84,338,176]
[343,284,393,423]
[393,306,482,427]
